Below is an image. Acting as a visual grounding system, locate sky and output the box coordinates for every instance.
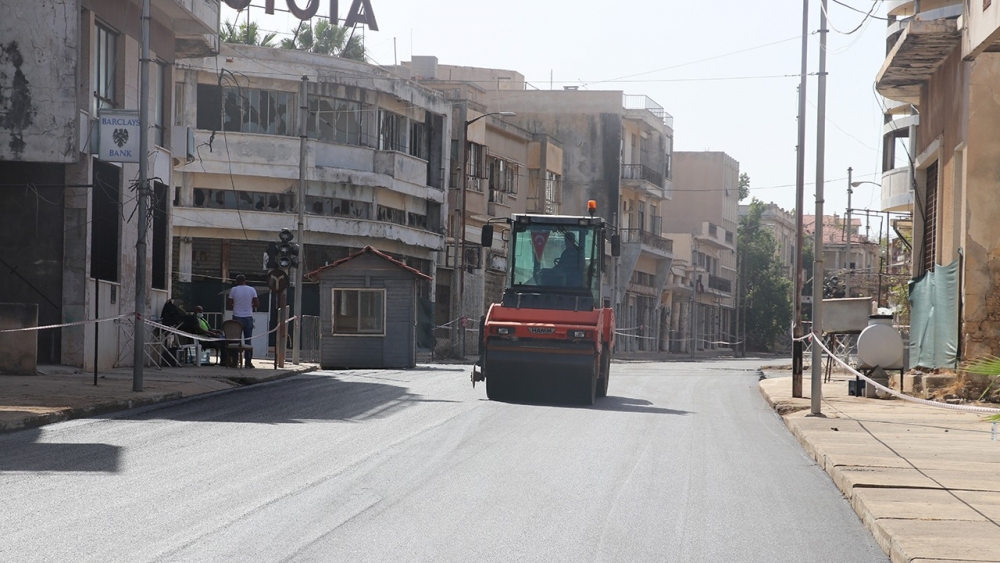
[222,0,891,240]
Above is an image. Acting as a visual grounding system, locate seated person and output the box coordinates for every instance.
[192,306,226,362]
[555,232,584,287]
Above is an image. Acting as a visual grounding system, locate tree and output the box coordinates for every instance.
[738,199,793,351]
[280,20,366,62]
[738,172,751,202]
[220,20,277,46]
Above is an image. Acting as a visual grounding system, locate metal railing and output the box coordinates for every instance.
[623,94,674,128]
[620,228,674,253]
[621,163,664,189]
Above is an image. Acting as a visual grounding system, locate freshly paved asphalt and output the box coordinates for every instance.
[0,359,888,562]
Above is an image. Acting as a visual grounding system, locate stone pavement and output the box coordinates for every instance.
[760,367,1000,563]
[0,361,317,434]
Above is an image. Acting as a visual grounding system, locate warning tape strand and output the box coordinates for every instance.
[0,313,134,334]
[809,333,1000,415]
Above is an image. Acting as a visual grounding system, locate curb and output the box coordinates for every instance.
[757,375,899,562]
[0,391,183,435]
[0,366,319,435]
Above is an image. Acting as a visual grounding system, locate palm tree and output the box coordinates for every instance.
[220,20,277,47]
[280,20,366,62]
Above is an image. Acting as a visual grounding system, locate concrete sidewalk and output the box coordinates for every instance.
[760,367,1000,563]
[0,361,317,434]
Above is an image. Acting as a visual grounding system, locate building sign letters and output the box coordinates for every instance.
[222,0,378,31]
[98,110,140,163]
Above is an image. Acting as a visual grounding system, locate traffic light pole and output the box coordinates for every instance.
[293,75,307,364]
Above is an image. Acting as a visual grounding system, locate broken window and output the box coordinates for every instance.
[378,110,406,152]
[212,86,294,136]
[309,96,363,145]
[376,205,406,225]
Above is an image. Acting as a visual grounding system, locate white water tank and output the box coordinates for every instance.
[857,315,904,369]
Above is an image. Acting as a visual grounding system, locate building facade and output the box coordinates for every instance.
[401,59,676,352]
[0,0,219,369]
[874,0,1000,364]
[172,44,452,352]
[664,152,739,352]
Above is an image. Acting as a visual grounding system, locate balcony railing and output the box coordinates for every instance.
[621,163,664,189]
[621,228,673,253]
[623,94,674,128]
[708,275,732,293]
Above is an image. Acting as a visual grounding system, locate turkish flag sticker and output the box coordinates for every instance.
[531,230,550,261]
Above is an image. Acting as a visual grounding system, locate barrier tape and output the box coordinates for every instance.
[810,332,1000,415]
[0,313,134,334]
[144,316,298,344]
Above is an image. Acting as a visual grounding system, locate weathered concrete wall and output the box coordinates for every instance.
[959,53,1000,359]
[494,91,623,220]
[0,303,38,375]
[0,0,78,162]
[667,152,740,236]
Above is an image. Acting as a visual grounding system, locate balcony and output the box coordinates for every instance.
[621,163,665,199]
[154,0,220,58]
[708,275,732,294]
[881,166,913,212]
[623,95,674,129]
[695,222,735,250]
[876,9,962,104]
[621,228,674,255]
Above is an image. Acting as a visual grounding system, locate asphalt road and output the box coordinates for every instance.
[0,359,887,562]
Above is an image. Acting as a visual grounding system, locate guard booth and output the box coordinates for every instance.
[307,246,431,369]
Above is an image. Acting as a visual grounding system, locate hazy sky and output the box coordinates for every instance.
[222,0,889,238]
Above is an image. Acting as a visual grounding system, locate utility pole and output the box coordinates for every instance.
[453,103,469,359]
[811,0,830,416]
[133,0,151,392]
[792,0,809,398]
[293,75,308,364]
[845,167,853,297]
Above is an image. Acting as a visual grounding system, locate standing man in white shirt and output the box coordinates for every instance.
[227,274,259,368]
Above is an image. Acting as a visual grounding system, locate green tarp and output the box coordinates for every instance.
[908,259,959,369]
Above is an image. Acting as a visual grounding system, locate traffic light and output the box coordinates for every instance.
[276,228,299,270]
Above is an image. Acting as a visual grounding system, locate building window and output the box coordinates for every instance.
[544,171,560,214]
[409,121,428,160]
[378,110,406,152]
[190,188,292,212]
[153,62,167,147]
[488,156,519,204]
[93,22,118,113]
[376,205,406,226]
[333,289,385,335]
[309,96,363,145]
[223,87,294,135]
[923,161,938,273]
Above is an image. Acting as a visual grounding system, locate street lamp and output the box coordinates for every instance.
[845,175,883,296]
[455,109,516,358]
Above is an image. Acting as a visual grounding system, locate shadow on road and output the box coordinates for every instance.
[590,395,692,415]
[0,428,121,473]
[108,373,456,426]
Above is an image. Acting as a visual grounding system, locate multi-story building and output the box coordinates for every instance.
[401,58,564,354]
[172,45,452,351]
[874,0,1000,365]
[400,58,676,353]
[491,89,676,353]
[0,0,219,369]
[739,202,797,281]
[664,152,739,352]
[803,215,881,299]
